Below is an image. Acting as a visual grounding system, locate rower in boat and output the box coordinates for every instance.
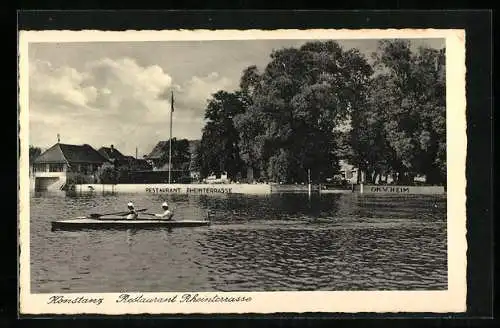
[154,202,173,220]
[125,202,139,220]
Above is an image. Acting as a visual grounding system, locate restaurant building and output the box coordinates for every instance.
[143,140,195,182]
[32,143,109,191]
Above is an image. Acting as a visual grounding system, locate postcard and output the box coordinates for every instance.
[18,28,466,315]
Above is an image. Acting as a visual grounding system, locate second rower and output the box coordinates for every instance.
[155,202,173,220]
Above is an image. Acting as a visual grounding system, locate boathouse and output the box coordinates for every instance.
[32,143,109,191]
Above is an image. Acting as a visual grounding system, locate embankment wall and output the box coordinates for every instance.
[74,183,272,195]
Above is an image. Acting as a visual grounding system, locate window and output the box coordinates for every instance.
[34,164,46,172]
[49,163,64,172]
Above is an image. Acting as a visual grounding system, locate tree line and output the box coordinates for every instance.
[194,40,446,185]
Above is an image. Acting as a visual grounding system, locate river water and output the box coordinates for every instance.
[29,191,447,293]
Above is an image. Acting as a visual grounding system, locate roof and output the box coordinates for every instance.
[145,141,168,159]
[122,155,151,166]
[98,146,127,161]
[34,143,109,164]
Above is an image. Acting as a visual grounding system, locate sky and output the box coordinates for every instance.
[27,38,444,157]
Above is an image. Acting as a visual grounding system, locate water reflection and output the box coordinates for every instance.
[30,191,447,292]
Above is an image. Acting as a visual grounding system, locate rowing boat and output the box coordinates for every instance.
[51,216,211,231]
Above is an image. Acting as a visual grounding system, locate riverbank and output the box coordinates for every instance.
[74,183,272,195]
[72,183,446,195]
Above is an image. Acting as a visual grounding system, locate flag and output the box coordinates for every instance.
[171,91,174,112]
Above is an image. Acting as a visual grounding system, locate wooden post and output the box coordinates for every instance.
[168,91,174,184]
[308,169,311,196]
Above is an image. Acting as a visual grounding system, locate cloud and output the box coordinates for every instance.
[28,57,234,155]
[175,72,235,113]
[29,60,98,110]
[85,57,173,103]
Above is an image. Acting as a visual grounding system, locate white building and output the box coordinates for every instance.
[32,143,109,191]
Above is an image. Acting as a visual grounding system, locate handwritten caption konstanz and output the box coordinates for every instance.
[47,293,252,306]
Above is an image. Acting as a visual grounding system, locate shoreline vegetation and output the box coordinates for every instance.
[65,182,445,195]
[194,39,446,187]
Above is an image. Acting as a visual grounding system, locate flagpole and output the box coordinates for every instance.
[168,91,173,184]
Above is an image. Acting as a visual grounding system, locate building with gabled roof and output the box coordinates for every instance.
[97,145,128,165]
[32,143,109,191]
[35,143,108,165]
[145,139,199,170]
[123,155,152,171]
[98,144,153,171]
[145,141,168,162]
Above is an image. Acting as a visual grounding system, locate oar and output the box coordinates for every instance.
[139,212,176,221]
[96,209,149,221]
[117,208,148,217]
[89,211,127,218]
[89,208,147,218]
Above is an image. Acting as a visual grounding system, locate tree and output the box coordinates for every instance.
[99,166,118,184]
[189,142,200,171]
[234,41,373,183]
[196,91,247,180]
[233,66,266,180]
[378,41,445,184]
[156,138,191,169]
[349,40,446,184]
[240,65,261,97]
[29,145,42,165]
[347,75,398,184]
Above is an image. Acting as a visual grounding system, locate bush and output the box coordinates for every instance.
[177,175,192,183]
[99,167,117,184]
[116,167,131,183]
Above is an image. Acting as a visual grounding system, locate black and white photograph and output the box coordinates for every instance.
[18,29,467,315]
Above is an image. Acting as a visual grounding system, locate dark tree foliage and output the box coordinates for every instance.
[234,41,372,183]
[197,40,446,185]
[156,138,191,169]
[99,166,118,184]
[29,145,42,165]
[348,40,446,185]
[196,91,246,180]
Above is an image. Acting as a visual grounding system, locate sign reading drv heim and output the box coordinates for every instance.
[361,185,445,195]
